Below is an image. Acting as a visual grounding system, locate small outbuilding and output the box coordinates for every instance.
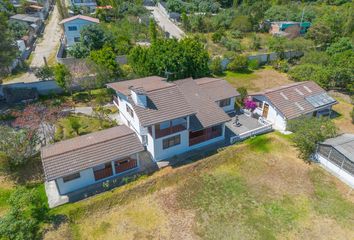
[315,134,354,188]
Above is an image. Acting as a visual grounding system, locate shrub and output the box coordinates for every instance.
[351,107,354,124]
[211,30,224,43]
[209,57,223,75]
[272,60,289,73]
[237,87,248,102]
[227,55,248,72]
[248,59,259,70]
[230,30,243,39]
[220,37,242,51]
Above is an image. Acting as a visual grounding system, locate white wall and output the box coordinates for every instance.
[56,168,95,195]
[64,19,97,47]
[316,154,354,189]
[253,95,287,131]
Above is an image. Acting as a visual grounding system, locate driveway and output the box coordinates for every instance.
[4,6,62,84]
[146,6,185,39]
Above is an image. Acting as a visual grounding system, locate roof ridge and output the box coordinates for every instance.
[263,81,309,94]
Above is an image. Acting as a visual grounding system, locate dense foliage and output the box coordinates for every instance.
[288,117,338,163]
[128,37,210,80]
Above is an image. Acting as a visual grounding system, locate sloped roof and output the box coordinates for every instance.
[322,134,354,163]
[250,81,337,119]
[175,78,231,129]
[59,15,99,24]
[195,77,240,102]
[108,76,233,128]
[41,126,144,181]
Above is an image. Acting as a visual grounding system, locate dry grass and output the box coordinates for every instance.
[330,94,354,134]
[220,67,293,93]
[47,133,354,239]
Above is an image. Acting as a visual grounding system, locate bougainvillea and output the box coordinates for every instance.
[243,99,257,110]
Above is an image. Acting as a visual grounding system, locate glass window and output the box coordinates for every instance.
[74,37,80,42]
[162,135,181,149]
[126,104,134,118]
[68,26,77,31]
[160,121,171,129]
[63,172,80,182]
[219,98,231,107]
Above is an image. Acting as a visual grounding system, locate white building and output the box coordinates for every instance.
[59,15,99,47]
[250,81,337,132]
[315,134,354,188]
[108,76,240,161]
[41,125,149,207]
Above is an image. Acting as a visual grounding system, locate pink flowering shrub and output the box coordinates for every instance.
[243,99,257,110]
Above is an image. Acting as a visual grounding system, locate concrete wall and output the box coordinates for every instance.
[316,154,354,188]
[63,18,97,47]
[1,80,63,97]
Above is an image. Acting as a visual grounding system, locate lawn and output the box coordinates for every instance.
[45,133,354,239]
[216,67,293,93]
[330,94,354,134]
[55,114,117,141]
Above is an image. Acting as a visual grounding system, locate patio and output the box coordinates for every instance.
[225,112,273,144]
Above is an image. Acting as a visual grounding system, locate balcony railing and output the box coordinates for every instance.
[155,124,186,138]
[113,96,119,106]
[115,158,137,174]
[94,167,113,181]
[189,130,222,146]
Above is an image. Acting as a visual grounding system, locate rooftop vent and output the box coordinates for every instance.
[280,92,288,100]
[130,87,147,108]
[303,86,312,93]
[295,88,304,95]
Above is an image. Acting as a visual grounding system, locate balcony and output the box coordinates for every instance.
[113,96,119,106]
[94,165,113,181]
[189,128,222,146]
[155,124,186,139]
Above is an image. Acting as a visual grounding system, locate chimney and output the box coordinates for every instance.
[130,87,147,108]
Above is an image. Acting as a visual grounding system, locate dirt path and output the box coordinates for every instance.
[4,6,61,84]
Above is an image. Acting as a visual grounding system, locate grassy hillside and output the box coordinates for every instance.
[46,133,354,240]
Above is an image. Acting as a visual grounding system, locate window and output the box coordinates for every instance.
[219,98,231,107]
[68,26,77,31]
[211,124,222,133]
[126,104,134,118]
[63,172,80,183]
[163,135,181,149]
[74,37,80,42]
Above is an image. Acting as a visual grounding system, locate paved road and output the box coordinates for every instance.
[146,6,185,39]
[4,6,62,84]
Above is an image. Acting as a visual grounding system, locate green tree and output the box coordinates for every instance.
[149,19,157,44]
[0,187,48,240]
[209,57,223,75]
[67,43,90,58]
[326,37,353,55]
[250,34,261,50]
[0,126,39,168]
[80,24,108,50]
[236,86,248,102]
[181,11,190,31]
[268,36,287,58]
[69,117,81,135]
[227,55,248,72]
[231,15,252,33]
[89,45,121,80]
[300,51,330,66]
[0,13,18,77]
[53,63,72,93]
[306,22,335,46]
[288,117,337,163]
[288,64,331,89]
[8,21,28,39]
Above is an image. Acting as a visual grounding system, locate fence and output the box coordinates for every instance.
[0,80,63,97]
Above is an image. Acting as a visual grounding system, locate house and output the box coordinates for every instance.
[70,0,97,13]
[107,76,240,161]
[315,134,354,188]
[10,14,43,33]
[269,21,311,38]
[250,81,337,132]
[41,125,151,207]
[59,15,99,47]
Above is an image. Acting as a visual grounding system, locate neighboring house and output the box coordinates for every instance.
[250,81,337,132]
[269,21,311,38]
[41,125,150,207]
[59,15,99,47]
[315,134,354,188]
[107,76,240,161]
[70,0,97,13]
[10,14,43,33]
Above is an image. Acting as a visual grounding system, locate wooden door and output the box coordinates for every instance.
[262,104,269,118]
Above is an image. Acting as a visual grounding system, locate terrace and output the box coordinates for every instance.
[225,111,273,144]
